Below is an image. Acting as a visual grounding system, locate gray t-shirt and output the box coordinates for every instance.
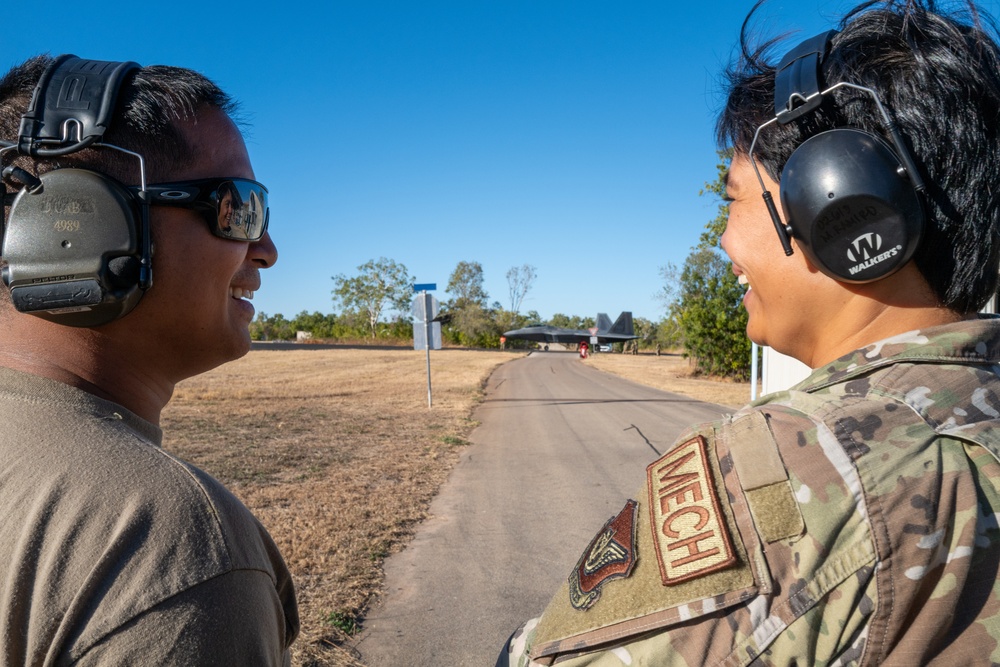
[0,366,299,666]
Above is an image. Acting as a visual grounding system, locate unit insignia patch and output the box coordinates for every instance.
[568,499,639,610]
[646,436,735,585]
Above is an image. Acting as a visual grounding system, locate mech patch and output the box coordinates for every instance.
[568,499,639,610]
[647,436,736,585]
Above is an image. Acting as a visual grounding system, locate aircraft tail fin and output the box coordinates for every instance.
[596,313,612,333]
[609,312,635,336]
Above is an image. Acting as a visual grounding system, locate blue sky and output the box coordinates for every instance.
[7,0,994,323]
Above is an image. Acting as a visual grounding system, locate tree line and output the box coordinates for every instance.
[658,149,750,379]
[251,152,750,378]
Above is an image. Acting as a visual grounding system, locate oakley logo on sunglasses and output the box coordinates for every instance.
[157,190,194,200]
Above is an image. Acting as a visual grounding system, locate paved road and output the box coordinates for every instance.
[352,351,732,666]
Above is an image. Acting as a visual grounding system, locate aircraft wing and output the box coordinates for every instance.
[503,312,639,344]
[501,325,592,344]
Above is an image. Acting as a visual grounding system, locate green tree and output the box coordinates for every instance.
[655,264,684,351]
[446,261,488,308]
[488,306,537,349]
[633,316,656,349]
[249,312,295,341]
[662,149,750,378]
[448,306,498,347]
[655,312,684,350]
[548,313,573,328]
[444,261,496,345]
[332,257,414,339]
[547,314,595,330]
[698,147,734,248]
[675,248,750,377]
[291,311,344,339]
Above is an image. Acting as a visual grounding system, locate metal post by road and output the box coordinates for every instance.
[424,291,432,408]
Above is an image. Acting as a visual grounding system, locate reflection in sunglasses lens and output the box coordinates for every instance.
[213,181,267,241]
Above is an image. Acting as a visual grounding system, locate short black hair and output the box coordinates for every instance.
[217,180,243,209]
[0,55,239,184]
[717,0,1000,313]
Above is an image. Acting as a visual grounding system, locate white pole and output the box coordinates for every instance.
[423,291,432,408]
[750,342,759,401]
[761,346,769,397]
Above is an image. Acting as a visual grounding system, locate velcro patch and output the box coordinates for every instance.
[568,499,638,610]
[646,436,735,585]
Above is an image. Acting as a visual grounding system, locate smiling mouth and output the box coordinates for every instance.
[230,287,254,300]
[738,275,749,288]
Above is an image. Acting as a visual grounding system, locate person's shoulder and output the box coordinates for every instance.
[755,347,1000,455]
[0,371,292,659]
[521,408,878,664]
[33,399,279,576]
[75,422,294,655]
[157,450,286,572]
[0,366,277,568]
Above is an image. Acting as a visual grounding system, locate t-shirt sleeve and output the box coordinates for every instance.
[73,569,293,667]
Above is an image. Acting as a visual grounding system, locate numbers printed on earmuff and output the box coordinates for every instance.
[53,220,81,232]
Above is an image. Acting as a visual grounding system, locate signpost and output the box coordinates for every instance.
[411,283,441,408]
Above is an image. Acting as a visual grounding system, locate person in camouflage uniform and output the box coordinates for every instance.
[498,1,1000,665]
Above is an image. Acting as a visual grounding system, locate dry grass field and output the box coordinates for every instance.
[586,351,753,409]
[159,346,750,666]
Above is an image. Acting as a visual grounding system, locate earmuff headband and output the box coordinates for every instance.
[17,55,140,158]
[774,30,835,124]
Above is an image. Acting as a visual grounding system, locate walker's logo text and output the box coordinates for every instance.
[846,232,902,276]
[568,499,638,610]
[647,437,735,585]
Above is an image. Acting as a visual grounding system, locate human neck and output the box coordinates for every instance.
[0,322,174,425]
[792,264,973,368]
[802,304,968,368]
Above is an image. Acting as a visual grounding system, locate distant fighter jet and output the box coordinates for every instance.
[503,312,638,347]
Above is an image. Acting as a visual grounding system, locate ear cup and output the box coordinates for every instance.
[780,128,924,282]
[1,168,144,326]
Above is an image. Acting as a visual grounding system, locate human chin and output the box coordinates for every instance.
[218,312,253,361]
[745,317,767,347]
[742,295,768,347]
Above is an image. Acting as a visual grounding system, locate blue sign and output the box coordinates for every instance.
[413,283,437,292]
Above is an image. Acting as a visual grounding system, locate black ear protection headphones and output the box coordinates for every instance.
[749,30,926,283]
[0,54,153,327]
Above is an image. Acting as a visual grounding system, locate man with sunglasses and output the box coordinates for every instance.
[0,56,298,665]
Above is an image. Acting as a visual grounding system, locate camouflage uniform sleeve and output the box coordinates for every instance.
[502,371,1000,666]
[500,405,879,666]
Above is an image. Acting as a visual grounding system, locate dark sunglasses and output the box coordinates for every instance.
[132,178,269,242]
